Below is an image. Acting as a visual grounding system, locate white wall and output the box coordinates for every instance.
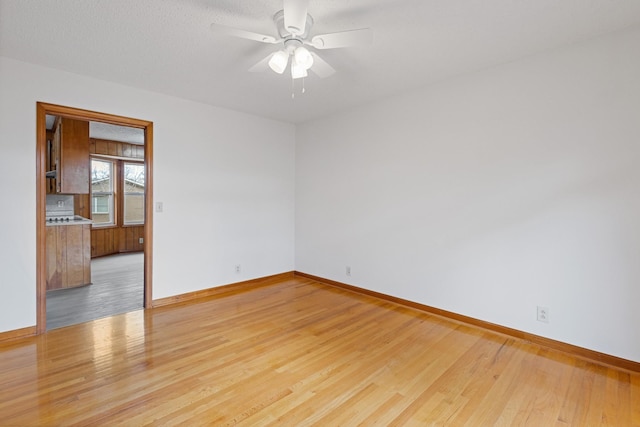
[296,27,640,362]
[0,56,295,333]
[3,27,639,364]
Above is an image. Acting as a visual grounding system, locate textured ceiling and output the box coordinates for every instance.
[2,0,640,124]
[89,122,145,145]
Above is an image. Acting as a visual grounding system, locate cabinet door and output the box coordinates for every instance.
[45,227,64,290]
[58,118,90,194]
[46,134,56,194]
[65,225,86,287]
[47,122,62,194]
[46,224,92,290]
[82,224,91,284]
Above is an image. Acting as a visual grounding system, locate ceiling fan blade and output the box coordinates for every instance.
[284,0,309,35]
[248,54,274,73]
[310,28,372,49]
[210,23,279,44]
[310,52,335,78]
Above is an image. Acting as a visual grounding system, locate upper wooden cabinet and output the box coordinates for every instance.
[49,118,90,194]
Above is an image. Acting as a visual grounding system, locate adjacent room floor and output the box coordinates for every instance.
[46,252,144,330]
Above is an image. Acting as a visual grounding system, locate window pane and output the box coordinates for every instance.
[91,159,114,225]
[124,163,145,224]
[93,195,109,213]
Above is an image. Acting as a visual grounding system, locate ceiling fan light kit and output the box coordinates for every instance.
[268,40,314,78]
[211,0,372,91]
[291,59,308,79]
[294,46,313,69]
[268,50,289,74]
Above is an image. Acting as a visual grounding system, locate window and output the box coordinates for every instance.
[91,159,114,225]
[123,162,145,225]
[92,195,110,214]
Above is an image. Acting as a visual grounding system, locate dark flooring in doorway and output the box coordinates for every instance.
[46,252,144,330]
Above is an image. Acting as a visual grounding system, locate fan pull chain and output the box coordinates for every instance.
[290,77,307,99]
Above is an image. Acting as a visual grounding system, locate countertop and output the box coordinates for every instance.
[45,216,93,227]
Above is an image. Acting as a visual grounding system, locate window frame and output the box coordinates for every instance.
[122,161,145,226]
[92,195,110,214]
[90,157,116,227]
[90,156,145,228]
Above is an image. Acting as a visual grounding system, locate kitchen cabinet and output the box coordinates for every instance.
[48,117,90,194]
[46,224,92,290]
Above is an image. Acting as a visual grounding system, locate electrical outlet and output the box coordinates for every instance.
[235,265,241,274]
[346,266,351,276]
[139,237,144,244]
[537,306,549,323]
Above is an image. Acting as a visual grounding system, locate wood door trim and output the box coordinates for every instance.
[36,103,153,334]
[143,123,153,309]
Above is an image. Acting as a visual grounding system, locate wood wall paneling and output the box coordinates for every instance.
[108,141,119,157]
[91,227,118,258]
[123,227,134,252]
[91,226,143,257]
[90,139,144,159]
[89,138,145,257]
[120,226,144,253]
[122,143,131,158]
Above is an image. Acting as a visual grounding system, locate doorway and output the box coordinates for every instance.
[36,103,154,334]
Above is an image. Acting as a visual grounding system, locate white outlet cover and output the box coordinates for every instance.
[537,306,549,323]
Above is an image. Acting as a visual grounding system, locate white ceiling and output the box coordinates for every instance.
[2,0,640,124]
[89,122,145,145]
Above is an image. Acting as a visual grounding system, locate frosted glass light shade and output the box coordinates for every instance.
[291,59,308,79]
[268,50,289,74]
[294,46,313,70]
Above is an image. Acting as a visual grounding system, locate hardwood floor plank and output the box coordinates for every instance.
[631,373,640,425]
[46,252,144,330]
[1,276,638,425]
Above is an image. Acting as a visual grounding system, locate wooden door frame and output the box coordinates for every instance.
[36,102,153,334]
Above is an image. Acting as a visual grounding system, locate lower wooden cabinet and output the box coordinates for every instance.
[46,224,91,290]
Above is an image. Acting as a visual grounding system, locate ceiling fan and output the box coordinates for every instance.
[210,0,372,81]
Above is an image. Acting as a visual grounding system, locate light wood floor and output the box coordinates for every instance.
[2,276,638,425]
[46,252,144,330]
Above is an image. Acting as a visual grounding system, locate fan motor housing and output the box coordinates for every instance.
[283,38,305,53]
[273,9,314,39]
